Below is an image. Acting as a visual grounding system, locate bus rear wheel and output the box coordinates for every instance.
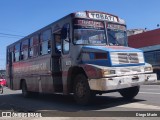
[73,74,92,105]
[119,86,140,100]
[22,81,30,98]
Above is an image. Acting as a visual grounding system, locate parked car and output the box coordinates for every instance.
[0,78,7,86]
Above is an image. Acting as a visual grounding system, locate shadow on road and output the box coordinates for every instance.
[0,90,146,113]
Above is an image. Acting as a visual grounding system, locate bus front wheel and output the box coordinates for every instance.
[73,74,92,105]
[119,86,140,100]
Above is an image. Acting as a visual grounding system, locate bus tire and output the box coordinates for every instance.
[119,86,140,100]
[73,74,92,105]
[22,81,30,98]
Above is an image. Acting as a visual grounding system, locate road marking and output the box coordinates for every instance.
[139,92,160,95]
[118,103,160,110]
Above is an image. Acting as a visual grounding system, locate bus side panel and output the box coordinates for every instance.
[11,54,54,93]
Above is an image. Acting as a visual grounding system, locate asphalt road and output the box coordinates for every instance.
[0,85,160,120]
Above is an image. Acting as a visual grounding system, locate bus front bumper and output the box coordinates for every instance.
[88,73,157,91]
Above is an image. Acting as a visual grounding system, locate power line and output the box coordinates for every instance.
[0,32,25,38]
[0,35,22,39]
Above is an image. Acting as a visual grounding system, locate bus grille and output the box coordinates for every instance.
[110,52,144,65]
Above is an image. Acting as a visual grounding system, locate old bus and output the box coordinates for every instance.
[6,11,157,105]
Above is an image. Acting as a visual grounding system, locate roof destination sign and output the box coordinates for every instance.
[88,12,118,22]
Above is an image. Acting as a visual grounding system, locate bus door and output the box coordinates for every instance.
[52,31,63,92]
[8,51,13,89]
[61,23,71,94]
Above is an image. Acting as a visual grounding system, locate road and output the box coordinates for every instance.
[0,85,160,120]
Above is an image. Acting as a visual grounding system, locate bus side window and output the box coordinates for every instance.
[14,43,20,62]
[29,38,33,57]
[33,35,39,57]
[40,29,51,55]
[29,35,39,57]
[21,39,29,60]
[11,50,14,62]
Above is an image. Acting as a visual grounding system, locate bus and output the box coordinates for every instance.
[6,11,157,105]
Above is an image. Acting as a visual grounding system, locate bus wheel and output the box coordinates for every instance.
[119,86,140,100]
[73,74,92,105]
[22,81,30,98]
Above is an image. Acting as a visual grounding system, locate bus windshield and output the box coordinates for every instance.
[73,19,106,45]
[73,19,127,46]
[107,23,127,46]
[74,29,106,45]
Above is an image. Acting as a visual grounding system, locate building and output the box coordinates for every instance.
[128,28,160,79]
[127,29,147,36]
[128,28,160,49]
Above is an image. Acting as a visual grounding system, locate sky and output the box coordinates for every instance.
[0,0,160,69]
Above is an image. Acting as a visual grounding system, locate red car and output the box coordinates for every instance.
[0,79,6,86]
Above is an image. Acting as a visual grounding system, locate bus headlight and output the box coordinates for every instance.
[144,67,152,72]
[101,69,115,77]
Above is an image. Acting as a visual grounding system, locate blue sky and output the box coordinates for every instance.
[0,0,160,69]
